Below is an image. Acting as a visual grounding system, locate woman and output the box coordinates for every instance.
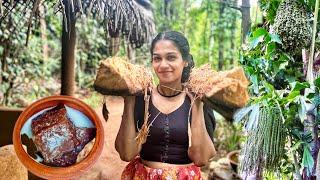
[115,31,216,179]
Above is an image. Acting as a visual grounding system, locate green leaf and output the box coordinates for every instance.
[272,60,288,75]
[270,33,282,44]
[302,145,314,176]
[284,91,300,104]
[233,105,255,123]
[263,81,275,94]
[291,141,304,151]
[249,36,265,49]
[249,28,268,49]
[314,77,320,87]
[250,75,259,94]
[266,42,276,54]
[298,96,307,121]
[290,82,310,92]
[246,104,260,131]
[279,61,289,70]
[252,28,268,38]
[245,66,255,75]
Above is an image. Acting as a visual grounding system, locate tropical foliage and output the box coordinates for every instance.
[236,0,320,178]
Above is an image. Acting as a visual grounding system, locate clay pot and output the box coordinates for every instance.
[13,95,104,179]
[227,150,240,173]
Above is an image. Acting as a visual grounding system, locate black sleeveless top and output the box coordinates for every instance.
[134,95,215,164]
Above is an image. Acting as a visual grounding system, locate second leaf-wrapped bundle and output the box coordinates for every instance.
[188,64,249,109]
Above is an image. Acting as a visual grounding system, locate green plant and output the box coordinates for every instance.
[237,26,320,178]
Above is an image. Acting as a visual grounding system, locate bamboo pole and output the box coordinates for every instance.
[306,0,320,84]
[304,1,320,179]
[316,151,320,180]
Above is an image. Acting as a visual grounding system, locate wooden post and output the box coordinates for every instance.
[61,0,76,96]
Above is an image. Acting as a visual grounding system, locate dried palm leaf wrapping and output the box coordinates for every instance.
[188,64,249,109]
[94,57,153,96]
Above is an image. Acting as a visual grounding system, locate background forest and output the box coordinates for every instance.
[0,0,252,107]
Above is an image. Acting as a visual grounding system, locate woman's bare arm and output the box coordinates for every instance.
[115,96,141,161]
[188,98,216,166]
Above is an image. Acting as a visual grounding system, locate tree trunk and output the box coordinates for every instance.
[202,14,208,58]
[230,15,236,66]
[182,0,188,34]
[0,42,9,84]
[163,0,173,30]
[218,4,225,70]
[126,42,136,63]
[108,37,120,56]
[61,2,76,96]
[241,0,251,43]
[1,42,10,105]
[39,4,48,64]
[208,22,214,63]
[3,81,13,106]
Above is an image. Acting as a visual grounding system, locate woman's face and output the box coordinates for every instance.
[152,40,187,84]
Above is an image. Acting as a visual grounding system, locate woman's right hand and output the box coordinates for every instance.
[116,95,140,161]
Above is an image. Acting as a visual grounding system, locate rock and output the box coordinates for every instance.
[0,145,27,180]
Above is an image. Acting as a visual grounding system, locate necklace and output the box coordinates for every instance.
[157,85,182,98]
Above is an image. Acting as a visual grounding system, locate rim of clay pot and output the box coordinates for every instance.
[227,150,240,165]
[12,95,104,179]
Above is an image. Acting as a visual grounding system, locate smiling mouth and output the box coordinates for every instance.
[159,71,172,73]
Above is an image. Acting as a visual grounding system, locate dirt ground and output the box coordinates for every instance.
[78,96,128,179]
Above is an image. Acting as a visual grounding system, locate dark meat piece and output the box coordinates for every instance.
[76,127,96,146]
[31,104,95,167]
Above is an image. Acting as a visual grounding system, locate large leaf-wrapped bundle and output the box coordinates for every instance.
[94,57,153,96]
[272,0,312,54]
[188,64,249,109]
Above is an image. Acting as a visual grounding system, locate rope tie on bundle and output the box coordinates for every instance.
[135,86,151,145]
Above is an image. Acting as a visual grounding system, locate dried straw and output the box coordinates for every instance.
[188,64,220,96]
[188,64,249,108]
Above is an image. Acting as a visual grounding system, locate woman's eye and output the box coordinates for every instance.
[167,56,176,61]
[153,57,161,62]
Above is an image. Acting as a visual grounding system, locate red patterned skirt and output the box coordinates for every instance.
[121,157,202,180]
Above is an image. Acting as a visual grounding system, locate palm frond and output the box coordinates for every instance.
[0,0,155,48]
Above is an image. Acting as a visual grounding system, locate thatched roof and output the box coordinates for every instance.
[105,0,155,47]
[0,0,155,48]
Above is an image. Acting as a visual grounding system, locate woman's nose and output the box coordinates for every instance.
[159,59,169,68]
